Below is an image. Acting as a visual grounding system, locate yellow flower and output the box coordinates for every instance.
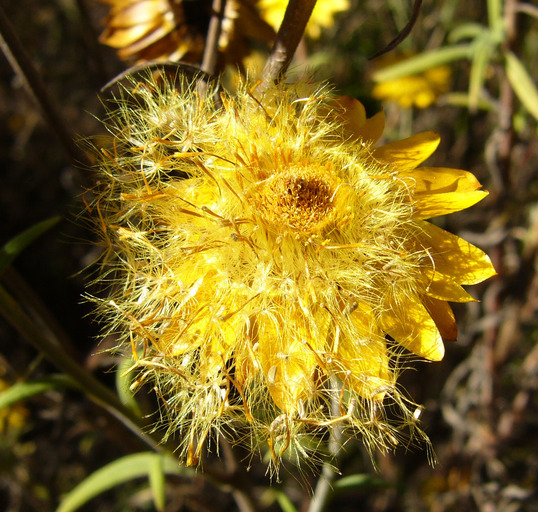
[89,75,495,468]
[258,0,349,39]
[98,0,274,65]
[372,55,451,108]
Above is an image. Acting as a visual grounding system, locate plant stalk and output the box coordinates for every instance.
[260,0,317,91]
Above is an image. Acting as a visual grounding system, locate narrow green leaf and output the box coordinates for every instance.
[269,490,299,512]
[333,473,388,491]
[448,23,486,44]
[0,375,74,410]
[0,217,61,277]
[57,452,189,512]
[149,453,166,511]
[372,45,474,83]
[442,92,494,111]
[115,356,142,416]
[468,37,494,112]
[505,51,538,121]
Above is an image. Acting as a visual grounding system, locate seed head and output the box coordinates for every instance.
[88,73,495,469]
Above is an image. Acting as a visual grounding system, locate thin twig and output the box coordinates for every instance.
[369,0,424,60]
[515,2,538,18]
[0,5,86,167]
[260,0,317,92]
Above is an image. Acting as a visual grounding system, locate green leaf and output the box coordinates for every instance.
[505,51,538,122]
[0,375,74,410]
[372,45,474,83]
[149,452,166,511]
[442,92,494,111]
[0,217,61,277]
[333,473,389,491]
[115,356,142,416]
[57,452,191,512]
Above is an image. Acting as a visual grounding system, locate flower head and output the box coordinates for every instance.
[98,0,274,65]
[372,55,451,108]
[89,74,495,468]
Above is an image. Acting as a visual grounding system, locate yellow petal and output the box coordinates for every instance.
[422,295,457,342]
[334,95,366,126]
[354,111,386,145]
[331,96,385,145]
[413,190,489,219]
[254,311,319,414]
[403,167,483,194]
[424,271,478,302]
[373,131,440,170]
[336,338,389,401]
[381,297,444,361]
[417,221,497,285]
[100,22,159,48]
[262,342,317,414]
[332,303,390,400]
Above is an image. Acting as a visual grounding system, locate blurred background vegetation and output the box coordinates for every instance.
[0,0,536,511]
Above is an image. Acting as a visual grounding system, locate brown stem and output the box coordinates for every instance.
[482,0,519,440]
[0,5,86,167]
[260,0,317,91]
[201,0,227,76]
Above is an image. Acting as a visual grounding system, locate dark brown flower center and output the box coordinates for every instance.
[251,168,337,235]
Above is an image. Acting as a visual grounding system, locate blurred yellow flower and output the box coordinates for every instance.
[98,0,274,65]
[258,0,349,38]
[89,75,495,468]
[372,56,451,108]
[0,380,28,434]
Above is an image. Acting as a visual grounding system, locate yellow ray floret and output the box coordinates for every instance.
[89,75,495,468]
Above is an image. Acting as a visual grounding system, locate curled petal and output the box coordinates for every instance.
[402,167,484,194]
[106,0,170,28]
[100,21,164,48]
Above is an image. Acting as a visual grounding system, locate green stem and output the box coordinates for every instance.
[372,44,474,82]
